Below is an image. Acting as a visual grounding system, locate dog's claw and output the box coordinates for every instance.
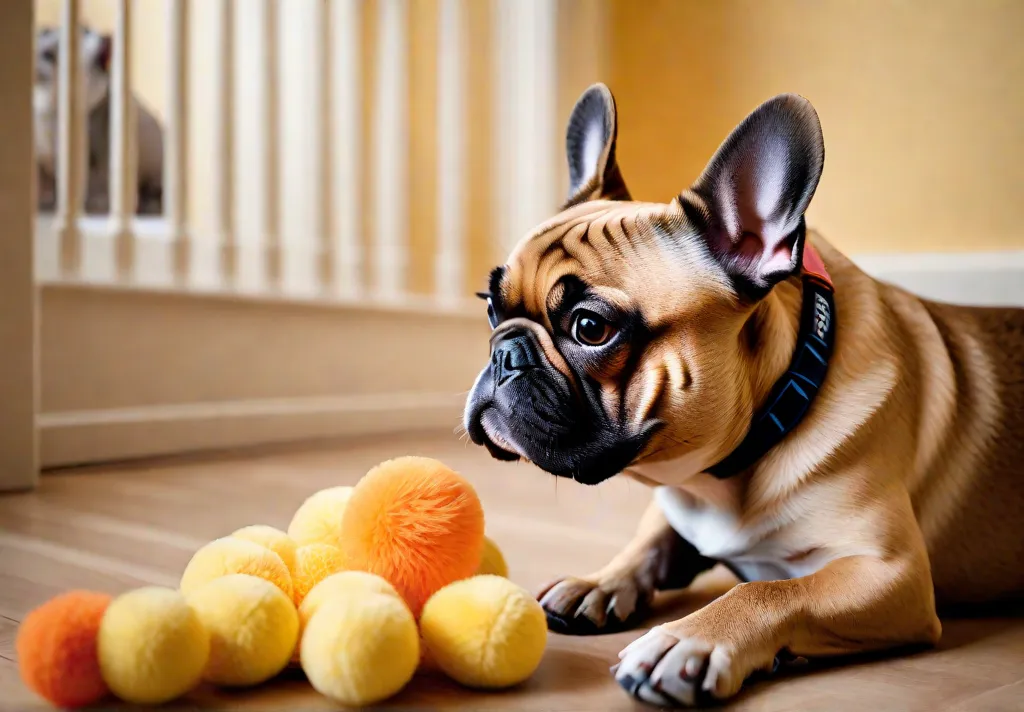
[540,577,651,636]
[577,587,610,628]
[545,609,599,636]
[683,655,705,680]
[545,607,642,636]
[622,671,676,707]
[607,591,637,624]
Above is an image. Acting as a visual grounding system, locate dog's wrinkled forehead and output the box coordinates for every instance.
[490,199,727,329]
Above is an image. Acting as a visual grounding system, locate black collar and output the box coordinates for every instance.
[706,246,836,479]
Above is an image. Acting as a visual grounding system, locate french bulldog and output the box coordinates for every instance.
[464,83,1024,706]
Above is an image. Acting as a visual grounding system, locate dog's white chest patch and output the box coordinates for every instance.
[653,486,829,581]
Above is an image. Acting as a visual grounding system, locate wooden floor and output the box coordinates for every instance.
[2,433,1023,711]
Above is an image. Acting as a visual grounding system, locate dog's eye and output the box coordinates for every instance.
[572,311,614,346]
[486,298,498,330]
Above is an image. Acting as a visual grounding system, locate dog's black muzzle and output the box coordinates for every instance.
[465,326,661,485]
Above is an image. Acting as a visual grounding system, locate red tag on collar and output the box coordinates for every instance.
[801,242,832,287]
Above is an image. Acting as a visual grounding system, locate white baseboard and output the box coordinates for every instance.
[39,392,465,468]
[852,250,1024,307]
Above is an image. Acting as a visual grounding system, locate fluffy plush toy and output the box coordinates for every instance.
[291,542,347,606]
[340,456,485,616]
[96,587,210,705]
[420,575,547,688]
[180,537,293,601]
[231,525,298,574]
[300,570,401,620]
[289,571,400,664]
[299,571,399,635]
[186,574,299,687]
[288,485,353,548]
[300,592,420,706]
[16,591,112,708]
[476,535,509,577]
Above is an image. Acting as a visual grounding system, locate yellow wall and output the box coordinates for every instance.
[607,0,1024,253]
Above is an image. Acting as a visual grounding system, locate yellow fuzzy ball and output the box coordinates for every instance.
[299,571,400,628]
[291,543,347,606]
[420,575,547,689]
[186,575,299,687]
[180,537,293,601]
[287,486,353,548]
[230,525,298,574]
[301,593,419,706]
[476,536,509,577]
[97,587,210,705]
[292,571,401,664]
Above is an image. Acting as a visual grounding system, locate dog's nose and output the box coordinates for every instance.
[491,330,542,386]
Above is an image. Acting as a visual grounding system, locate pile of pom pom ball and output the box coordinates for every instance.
[16,456,545,708]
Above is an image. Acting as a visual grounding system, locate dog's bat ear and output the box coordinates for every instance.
[683,94,825,299]
[79,28,113,73]
[94,33,113,73]
[563,83,632,208]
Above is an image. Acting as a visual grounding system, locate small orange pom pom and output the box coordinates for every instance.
[292,543,347,606]
[340,456,485,617]
[17,591,113,708]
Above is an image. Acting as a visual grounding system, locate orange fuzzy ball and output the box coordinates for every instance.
[17,591,113,708]
[340,456,485,617]
[292,543,347,606]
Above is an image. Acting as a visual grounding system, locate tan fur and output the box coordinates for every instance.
[480,87,1024,705]
[504,206,1024,702]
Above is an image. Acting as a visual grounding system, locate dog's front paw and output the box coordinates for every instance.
[613,624,778,707]
[538,572,653,636]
